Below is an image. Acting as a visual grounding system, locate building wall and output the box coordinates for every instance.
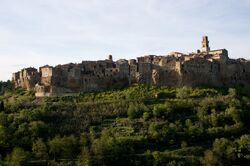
[12,51,250,96]
[12,68,40,90]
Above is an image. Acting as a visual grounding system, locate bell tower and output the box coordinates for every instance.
[201,36,210,53]
[108,54,113,61]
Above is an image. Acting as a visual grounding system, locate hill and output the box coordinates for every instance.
[0,84,250,165]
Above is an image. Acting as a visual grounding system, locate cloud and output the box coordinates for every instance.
[0,0,250,81]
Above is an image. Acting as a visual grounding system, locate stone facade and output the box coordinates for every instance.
[12,67,40,90]
[12,36,250,97]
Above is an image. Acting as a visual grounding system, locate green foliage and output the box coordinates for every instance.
[203,138,237,166]
[176,86,190,99]
[0,85,250,165]
[32,138,49,160]
[152,104,167,118]
[127,102,148,119]
[228,88,237,98]
[91,128,134,165]
[143,111,152,120]
[0,80,13,95]
[0,125,9,149]
[49,135,79,160]
[6,147,30,166]
[237,134,250,159]
[0,101,4,111]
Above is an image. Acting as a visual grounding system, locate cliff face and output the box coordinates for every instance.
[12,37,250,97]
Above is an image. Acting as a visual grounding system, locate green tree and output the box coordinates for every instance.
[203,150,221,166]
[28,121,47,139]
[176,86,190,99]
[143,112,151,121]
[0,112,7,126]
[0,80,12,95]
[80,132,89,147]
[91,128,134,164]
[78,147,91,166]
[127,103,147,119]
[92,129,117,156]
[127,104,138,119]
[0,125,8,149]
[237,134,250,159]
[152,151,163,166]
[211,138,236,165]
[49,135,79,160]
[32,138,49,160]
[6,147,30,166]
[48,136,62,160]
[144,150,153,166]
[185,119,204,138]
[152,105,166,118]
[148,123,159,139]
[0,101,4,111]
[228,88,237,98]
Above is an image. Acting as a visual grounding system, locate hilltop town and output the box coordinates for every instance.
[12,36,250,97]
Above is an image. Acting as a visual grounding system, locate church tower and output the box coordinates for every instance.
[201,36,210,53]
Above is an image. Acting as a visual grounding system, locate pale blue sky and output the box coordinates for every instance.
[1,0,250,81]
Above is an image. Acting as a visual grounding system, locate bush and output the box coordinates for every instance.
[152,104,166,118]
[176,86,190,99]
[143,112,152,121]
[127,103,148,119]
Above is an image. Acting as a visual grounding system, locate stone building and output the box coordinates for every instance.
[12,36,250,97]
[12,67,40,90]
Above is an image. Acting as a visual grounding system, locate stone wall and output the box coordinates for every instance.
[12,67,40,90]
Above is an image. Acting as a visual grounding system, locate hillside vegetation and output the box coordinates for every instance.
[0,83,250,166]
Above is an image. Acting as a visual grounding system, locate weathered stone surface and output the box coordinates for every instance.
[12,67,40,90]
[12,36,250,97]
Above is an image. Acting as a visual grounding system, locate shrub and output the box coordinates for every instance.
[176,86,191,99]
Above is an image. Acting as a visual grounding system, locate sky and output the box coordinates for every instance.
[0,0,250,81]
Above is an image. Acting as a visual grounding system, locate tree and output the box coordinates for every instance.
[143,112,151,120]
[211,138,236,165]
[32,138,48,160]
[127,103,138,119]
[48,136,62,160]
[176,86,190,99]
[0,101,4,111]
[0,82,2,95]
[127,103,147,119]
[152,105,166,118]
[49,135,79,160]
[152,151,163,166]
[237,134,250,159]
[78,147,91,166]
[91,128,134,165]
[0,125,8,150]
[28,121,47,139]
[185,119,204,138]
[228,88,237,98]
[91,129,117,156]
[6,147,30,166]
[0,112,7,126]
[203,150,221,166]
[80,132,89,147]
[144,150,153,166]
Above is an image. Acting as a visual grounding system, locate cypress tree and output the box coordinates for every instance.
[0,101,4,111]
